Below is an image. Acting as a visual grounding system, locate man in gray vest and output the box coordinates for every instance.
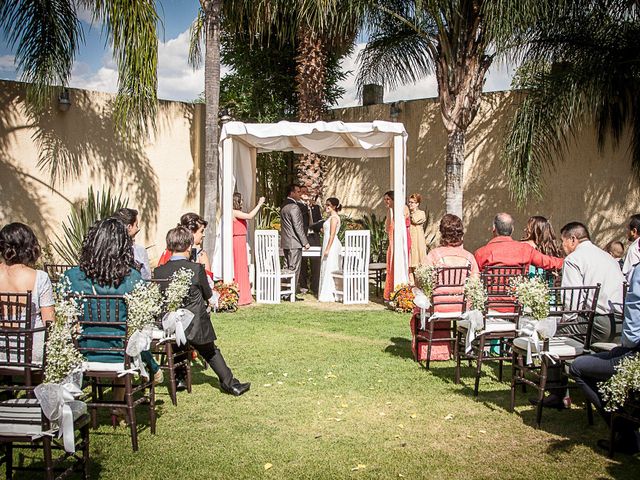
[280,184,310,297]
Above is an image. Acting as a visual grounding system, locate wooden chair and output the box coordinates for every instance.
[591,282,627,353]
[147,278,193,406]
[454,265,526,396]
[333,230,371,304]
[73,294,156,452]
[413,266,471,369]
[509,285,601,427]
[43,264,75,284]
[0,293,90,479]
[255,230,295,303]
[0,292,43,387]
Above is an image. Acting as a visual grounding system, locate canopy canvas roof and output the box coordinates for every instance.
[215,120,409,290]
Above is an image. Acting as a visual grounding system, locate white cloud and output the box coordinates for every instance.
[335,43,516,107]
[0,54,15,72]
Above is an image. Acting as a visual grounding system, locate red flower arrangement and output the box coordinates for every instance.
[213,281,240,313]
[388,283,415,313]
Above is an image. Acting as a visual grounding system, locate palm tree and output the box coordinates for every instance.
[501,0,640,205]
[0,0,159,141]
[357,0,555,218]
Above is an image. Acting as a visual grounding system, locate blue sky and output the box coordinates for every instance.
[0,1,514,108]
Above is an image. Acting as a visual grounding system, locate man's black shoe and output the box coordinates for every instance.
[528,394,565,410]
[176,379,188,392]
[221,382,251,396]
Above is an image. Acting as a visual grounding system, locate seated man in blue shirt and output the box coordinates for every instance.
[570,263,640,454]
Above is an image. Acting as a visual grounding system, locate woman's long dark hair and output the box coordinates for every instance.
[79,218,134,287]
[521,216,562,257]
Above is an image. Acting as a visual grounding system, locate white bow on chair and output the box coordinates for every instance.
[460,310,484,353]
[518,317,558,365]
[125,328,153,379]
[412,287,432,330]
[34,369,86,453]
[162,309,195,346]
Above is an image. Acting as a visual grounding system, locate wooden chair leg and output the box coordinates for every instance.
[90,379,98,429]
[536,361,547,428]
[498,338,504,382]
[125,377,138,452]
[474,336,486,397]
[82,423,90,480]
[426,322,434,370]
[6,442,13,480]
[586,400,594,426]
[43,436,54,480]
[509,350,518,412]
[609,415,617,458]
[166,343,178,406]
[454,330,462,384]
[149,382,157,435]
[186,348,193,394]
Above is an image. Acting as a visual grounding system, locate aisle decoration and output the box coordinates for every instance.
[389,284,415,313]
[213,281,239,312]
[35,279,86,453]
[599,353,640,412]
[511,276,555,364]
[124,281,163,378]
[414,265,436,297]
[162,268,195,346]
[459,276,488,353]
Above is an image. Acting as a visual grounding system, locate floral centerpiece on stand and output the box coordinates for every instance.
[213,281,239,312]
[599,353,640,412]
[389,283,415,313]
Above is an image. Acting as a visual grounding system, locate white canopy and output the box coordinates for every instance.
[216,120,409,289]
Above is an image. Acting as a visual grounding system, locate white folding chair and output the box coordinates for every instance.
[332,230,370,304]
[254,230,295,304]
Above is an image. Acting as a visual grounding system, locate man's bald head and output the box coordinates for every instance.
[493,213,514,237]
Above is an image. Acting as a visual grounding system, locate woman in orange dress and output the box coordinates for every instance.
[383,191,410,301]
[232,192,265,306]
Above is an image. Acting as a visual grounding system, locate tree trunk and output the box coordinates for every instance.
[202,0,221,255]
[295,28,326,197]
[445,129,465,218]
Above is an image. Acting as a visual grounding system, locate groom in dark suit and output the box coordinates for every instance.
[154,226,250,396]
[280,184,310,296]
[298,186,323,294]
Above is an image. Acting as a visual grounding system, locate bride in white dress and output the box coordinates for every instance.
[318,197,342,302]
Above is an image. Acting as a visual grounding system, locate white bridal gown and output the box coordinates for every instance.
[318,216,342,302]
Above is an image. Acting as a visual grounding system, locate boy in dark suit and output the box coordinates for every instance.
[154,226,250,396]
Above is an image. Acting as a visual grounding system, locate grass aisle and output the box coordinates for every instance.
[85,300,639,478]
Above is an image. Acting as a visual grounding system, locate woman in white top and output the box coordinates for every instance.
[0,223,55,364]
[318,197,342,302]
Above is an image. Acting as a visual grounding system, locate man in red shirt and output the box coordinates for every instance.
[474,213,564,271]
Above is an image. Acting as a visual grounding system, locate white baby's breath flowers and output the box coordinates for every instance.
[44,279,84,384]
[165,268,194,312]
[124,281,163,337]
[464,276,487,311]
[511,276,550,321]
[414,265,436,296]
[599,354,640,412]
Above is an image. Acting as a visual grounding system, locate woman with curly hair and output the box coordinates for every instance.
[411,214,479,362]
[63,218,161,420]
[0,222,55,364]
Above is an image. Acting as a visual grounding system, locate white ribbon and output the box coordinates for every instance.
[34,369,86,453]
[412,287,432,330]
[517,317,557,365]
[162,309,194,346]
[210,291,220,313]
[459,310,484,353]
[125,328,152,380]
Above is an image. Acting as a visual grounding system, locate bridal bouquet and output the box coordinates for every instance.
[44,279,84,383]
[511,276,550,321]
[124,281,163,336]
[599,353,640,412]
[165,268,194,311]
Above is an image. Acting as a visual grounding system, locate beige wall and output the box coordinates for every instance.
[0,80,203,264]
[328,92,639,252]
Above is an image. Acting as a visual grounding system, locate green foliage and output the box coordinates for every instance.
[355,213,388,263]
[53,187,128,264]
[256,203,282,230]
[599,353,640,413]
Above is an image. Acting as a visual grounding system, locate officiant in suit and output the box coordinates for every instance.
[281,184,310,296]
[298,186,323,294]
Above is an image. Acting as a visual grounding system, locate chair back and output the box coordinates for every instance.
[482,265,527,295]
[342,230,370,304]
[0,291,44,386]
[254,230,284,303]
[430,266,471,314]
[44,264,75,283]
[72,294,131,368]
[548,284,601,349]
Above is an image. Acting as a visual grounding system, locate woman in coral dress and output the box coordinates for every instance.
[383,191,410,301]
[232,193,265,306]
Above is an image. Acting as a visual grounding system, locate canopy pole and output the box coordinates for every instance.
[392,133,408,287]
[221,137,234,283]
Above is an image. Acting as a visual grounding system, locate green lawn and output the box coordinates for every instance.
[12,298,640,478]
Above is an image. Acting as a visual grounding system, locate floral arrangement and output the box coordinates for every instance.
[511,276,550,321]
[599,354,640,412]
[165,268,194,312]
[414,265,437,297]
[213,281,239,312]
[464,276,487,311]
[124,281,163,337]
[388,283,415,313]
[44,279,84,383]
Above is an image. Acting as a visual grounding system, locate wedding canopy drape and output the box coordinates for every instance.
[215,120,409,289]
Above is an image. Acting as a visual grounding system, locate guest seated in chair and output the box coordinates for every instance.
[154,226,250,396]
[0,222,55,365]
[570,261,640,455]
